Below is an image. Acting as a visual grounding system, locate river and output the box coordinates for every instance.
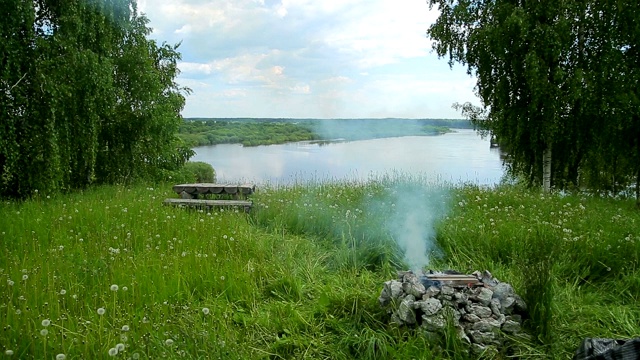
[190,129,505,186]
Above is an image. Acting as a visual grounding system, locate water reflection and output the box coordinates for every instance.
[190,129,505,186]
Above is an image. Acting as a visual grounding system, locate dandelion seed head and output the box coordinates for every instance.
[41,319,51,327]
[5,350,14,356]
[7,280,14,286]
[22,274,28,281]
[116,343,125,351]
[56,354,66,360]
[121,325,130,331]
[165,339,174,346]
[108,347,118,356]
[40,329,48,336]
[97,307,106,315]
[110,284,119,291]
[132,353,140,359]
[60,289,66,295]
[202,307,210,315]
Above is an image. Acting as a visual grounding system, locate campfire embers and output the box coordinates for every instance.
[379,270,528,355]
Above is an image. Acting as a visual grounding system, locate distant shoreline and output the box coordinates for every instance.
[179,118,472,148]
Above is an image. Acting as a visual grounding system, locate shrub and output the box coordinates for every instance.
[181,161,216,183]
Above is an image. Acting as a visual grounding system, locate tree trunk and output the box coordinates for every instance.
[543,145,552,193]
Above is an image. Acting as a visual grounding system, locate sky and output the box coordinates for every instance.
[137,0,479,119]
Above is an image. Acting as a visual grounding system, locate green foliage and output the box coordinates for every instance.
[181,161,216,183]
[428,0,640,199]
[0,0,191,199]
[178,119,320,147]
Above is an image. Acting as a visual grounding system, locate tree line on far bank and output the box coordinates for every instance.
[179,118,470,147]
[428,0,640,202]
[0,0,191,199]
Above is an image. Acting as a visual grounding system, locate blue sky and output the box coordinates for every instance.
[138,0,478,119]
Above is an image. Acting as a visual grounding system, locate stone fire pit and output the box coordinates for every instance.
[379,270,528,355]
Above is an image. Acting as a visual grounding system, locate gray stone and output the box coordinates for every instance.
[495,314,506,325]
[501,320,521,334]
[499,296,516,315]
[462,313,481,323]
[441,307,461,327]
[423,285,440,299]
[453,291,469,306]
[481,270,499,287]
[390,313,403,326]
[379,280,404,307]
[467,304,493,318]
[472,287,494,306]
[513,295,527,312]
[489,298,502,316]
[491,282,515,300]
[471,270,483,280]
[403,281,426,298]
[440,285,455,297]
[421,314,446,331]
[416,297,442,316]
[397,295,416,324]
[388,280,404,298]
[457,325,471,344]
[468,330,497,344]
[471,318,502,333]
[440,299,457,309]
[399,271,421,285]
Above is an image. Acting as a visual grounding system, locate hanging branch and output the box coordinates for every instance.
[8,73,27,93]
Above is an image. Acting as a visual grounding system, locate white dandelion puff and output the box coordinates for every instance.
[165,339,174,346]
[41,319,51,327]
[116,343,125,351]
[121,325,130,332]
[97,307,106,315]
[5,350,14,356]
[56,354,66,360]
[40,329,48,336]
[108,347,118,356]
[202,307,210,315]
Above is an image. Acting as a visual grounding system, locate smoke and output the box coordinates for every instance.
[381,182,449,273]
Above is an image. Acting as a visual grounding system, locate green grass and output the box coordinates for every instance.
[1,179,640,359]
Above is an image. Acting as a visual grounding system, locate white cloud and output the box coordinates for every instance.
[140,0,478,118]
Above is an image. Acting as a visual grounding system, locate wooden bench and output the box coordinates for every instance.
[172,183,255,199]
[164,183,256,212]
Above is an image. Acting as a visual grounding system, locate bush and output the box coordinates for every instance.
[181,161,216,183]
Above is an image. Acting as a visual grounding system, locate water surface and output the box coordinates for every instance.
[191,129,504,185]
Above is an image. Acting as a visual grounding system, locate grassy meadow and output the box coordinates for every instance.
[1,178,640,359]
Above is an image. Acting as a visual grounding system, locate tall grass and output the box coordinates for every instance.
[1,179,640,358]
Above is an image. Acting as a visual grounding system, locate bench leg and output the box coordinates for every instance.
[180,191,193,199]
